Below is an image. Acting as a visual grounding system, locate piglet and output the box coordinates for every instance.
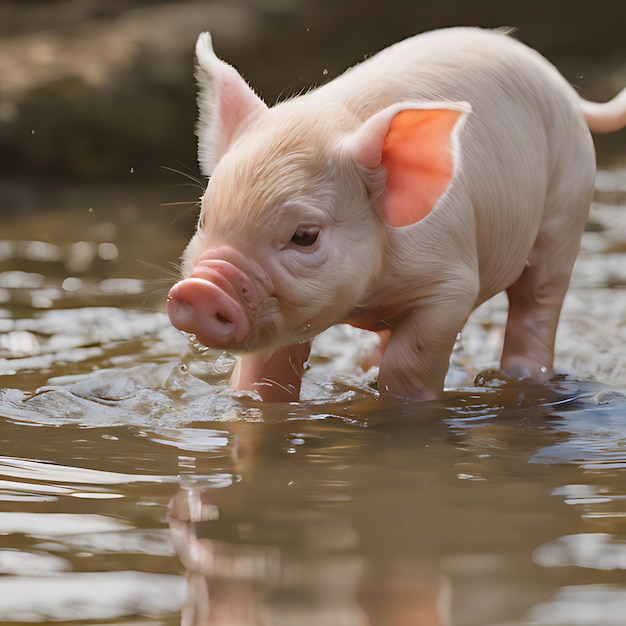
[167,27,626,402]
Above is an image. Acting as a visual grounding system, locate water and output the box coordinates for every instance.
[1,171,626,625]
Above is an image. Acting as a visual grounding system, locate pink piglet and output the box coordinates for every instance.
[168,27,626,401]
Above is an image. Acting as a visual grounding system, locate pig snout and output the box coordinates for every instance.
[167,250,267,350]
[167,276,251,349]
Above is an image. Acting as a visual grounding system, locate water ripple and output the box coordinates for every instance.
[0,571,185,622]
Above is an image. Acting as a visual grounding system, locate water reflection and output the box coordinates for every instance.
[160,384,577,625]
[169,488,451,626]
[2,349,626,624]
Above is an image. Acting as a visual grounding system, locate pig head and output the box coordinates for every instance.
[168,28,625,402]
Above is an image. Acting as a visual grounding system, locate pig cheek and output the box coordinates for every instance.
[272,255,346,333]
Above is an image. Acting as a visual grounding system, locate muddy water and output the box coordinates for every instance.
[1,170,626,625]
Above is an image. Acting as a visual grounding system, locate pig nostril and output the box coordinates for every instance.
[167,276,252,348]
[215,312,232,325]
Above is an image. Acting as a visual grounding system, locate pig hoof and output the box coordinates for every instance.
[500,360,552,383]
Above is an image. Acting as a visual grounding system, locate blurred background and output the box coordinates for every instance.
[1,0,625,200]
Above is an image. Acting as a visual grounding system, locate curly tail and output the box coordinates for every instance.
[581,88,626,133]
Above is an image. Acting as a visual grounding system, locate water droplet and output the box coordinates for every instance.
[474,369,510,388]
[187,334,211,355]
[322,68,328,76]
[129,167,134,174]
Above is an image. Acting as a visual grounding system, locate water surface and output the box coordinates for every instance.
[1,171,626,625]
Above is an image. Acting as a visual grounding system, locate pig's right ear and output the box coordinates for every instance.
[195,33,268,176]
[341,101,471,227]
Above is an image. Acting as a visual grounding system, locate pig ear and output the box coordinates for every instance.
[343,102,471,227]
[195,32,268,176]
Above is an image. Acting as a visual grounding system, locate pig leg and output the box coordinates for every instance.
[377,287,477,400]
[500,232,579,381]
[501,149,594,381]
[500,122,595,382]
[230,341,312,402]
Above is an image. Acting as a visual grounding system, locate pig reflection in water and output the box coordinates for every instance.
[168,488,451,626]
[167,27,626,402]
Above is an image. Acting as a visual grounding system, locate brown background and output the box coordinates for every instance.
[0,0,624,186]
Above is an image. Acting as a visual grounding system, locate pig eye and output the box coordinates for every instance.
[290,225,320,248]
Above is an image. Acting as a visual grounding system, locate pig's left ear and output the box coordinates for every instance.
[342,102,471,227]
[195,33,268,176]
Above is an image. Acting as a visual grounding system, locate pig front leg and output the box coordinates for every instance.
[376,290,476,400]
[230,341,312,402]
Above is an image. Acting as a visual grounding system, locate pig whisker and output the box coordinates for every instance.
[253,355,305,395]
[160,165,206,190]
[162,200,202,227]
[142,278,177,288]
[160,199,201,206]
[137,260,182,280]
[160,199,202,228]
[141,286,171,308]
[289,356,304,375]
[159,164,206,225]
[258,378,294,395]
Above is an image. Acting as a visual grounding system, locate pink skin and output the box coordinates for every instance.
[167,251,258,349]
[167,246,311,401]
[167,276,250,350]
[230,341,312,402]
[167,245,274,348]
[167,28,626,403]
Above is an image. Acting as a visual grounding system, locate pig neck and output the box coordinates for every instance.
[343,211,479,334]
[341,230,423,332]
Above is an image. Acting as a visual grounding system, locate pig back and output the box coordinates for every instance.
[310,27,595,302]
